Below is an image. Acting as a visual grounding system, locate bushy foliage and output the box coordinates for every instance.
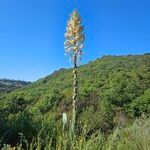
[0,97,37,147]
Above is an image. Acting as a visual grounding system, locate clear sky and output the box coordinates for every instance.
[0,0,150,81]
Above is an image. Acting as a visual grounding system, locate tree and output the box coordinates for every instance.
[64,9,85,136]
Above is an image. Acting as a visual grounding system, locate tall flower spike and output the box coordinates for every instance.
[64,9,85,140]
[64,9,85,62]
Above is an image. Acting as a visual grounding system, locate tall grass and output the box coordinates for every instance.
[1,116,150,150]
[106,116,150,150]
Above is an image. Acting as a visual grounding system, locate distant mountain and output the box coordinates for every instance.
[0,79,31,93]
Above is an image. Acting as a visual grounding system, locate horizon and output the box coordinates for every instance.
[0,53,149,82]
[0,0,150,81]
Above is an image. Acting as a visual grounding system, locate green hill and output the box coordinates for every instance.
[0,79,31,94]
[0,54,150,148]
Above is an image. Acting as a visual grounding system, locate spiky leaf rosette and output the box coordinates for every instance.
[64,9,85,62]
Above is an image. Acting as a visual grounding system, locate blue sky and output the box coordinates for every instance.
[0,0,150,81]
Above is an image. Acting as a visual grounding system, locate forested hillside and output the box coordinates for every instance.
[0,54,150,149]
[0,79,31,93]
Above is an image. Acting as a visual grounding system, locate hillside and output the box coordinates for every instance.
[0,79,31,93]
[0,54,150,148]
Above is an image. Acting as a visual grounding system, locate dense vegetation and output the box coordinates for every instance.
[0,54,150,149]
[0,79,31,94]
